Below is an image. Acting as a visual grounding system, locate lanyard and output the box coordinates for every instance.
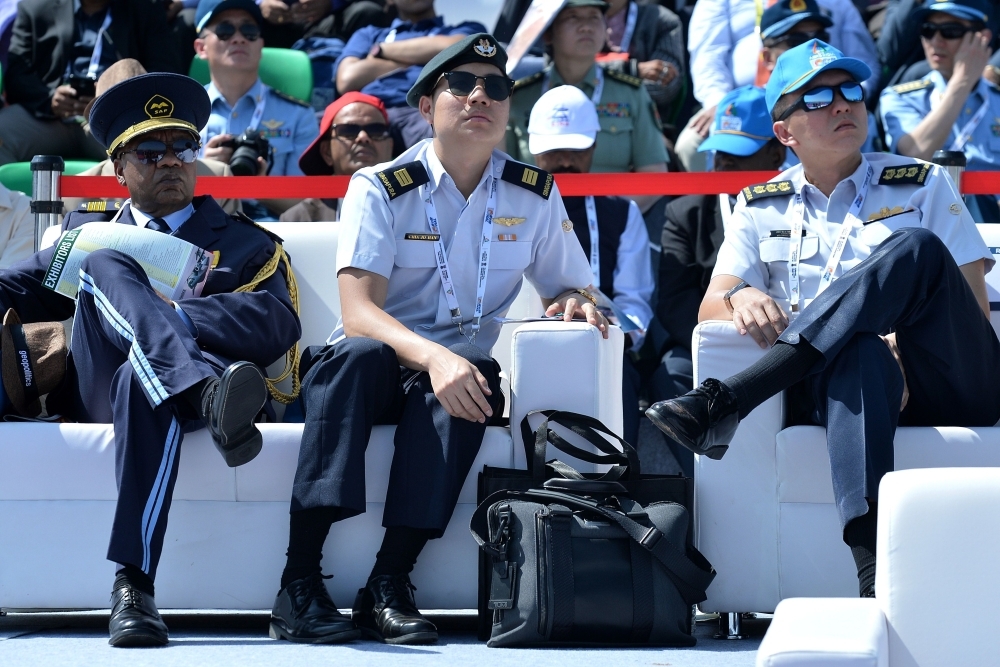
[87,8,113,79]
[421,160,498,343]
[543,67,604,105]
[950,87,990,151]
[619,2,639,53]
[384,28,398,42]
[788,164,873,312]
[718,193,733,232]
[584,196,601,288]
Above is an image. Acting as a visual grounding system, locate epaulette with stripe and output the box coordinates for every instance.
[77,200,121,213]
[740,180,794,203]
[270,89,311,108]
[605,69,642,88]
[375,161,429,200]
[878,163,931,186]
[513,71,543,91]
[501,160,553,199]
[233,210,285,244]
[889,78,932,95]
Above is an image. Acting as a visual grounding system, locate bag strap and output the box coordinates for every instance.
[520,410,641,483]
[470,488,716,604]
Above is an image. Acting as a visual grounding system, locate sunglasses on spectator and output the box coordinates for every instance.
[776,81,865,121]
[208,21,261,41]
[120,139,201,164]
[330,123,392,140]
[766,29,830,48]
[437,71,514,101]
[920,22,976,39]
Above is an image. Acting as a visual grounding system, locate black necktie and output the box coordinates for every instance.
[147,217,170,234]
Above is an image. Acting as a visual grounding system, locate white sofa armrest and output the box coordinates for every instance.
[692,320,785,613]
[757,598,888,667]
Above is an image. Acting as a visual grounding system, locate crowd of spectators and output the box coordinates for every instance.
[1,0,999,461]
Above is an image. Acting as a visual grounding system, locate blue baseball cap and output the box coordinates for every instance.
[196,0,264,32]
[765,39,871,114]
[760,0,833,40]
[914,0,990,24]
[698,87,774,156]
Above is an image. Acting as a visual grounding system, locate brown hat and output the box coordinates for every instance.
[1,309,67,417]
[84,59,149,123]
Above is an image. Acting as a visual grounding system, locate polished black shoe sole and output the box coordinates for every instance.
[213,362,267,467]
[268,621,362,644]
[645,403,733,461]
[359,626,439,645]
[108,627,169,647]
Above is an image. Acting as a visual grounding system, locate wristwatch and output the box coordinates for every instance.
[571,288,598,306]
[723,280,749,313]
[369,42,384,59]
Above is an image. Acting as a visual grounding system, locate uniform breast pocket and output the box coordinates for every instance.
[758,235,820,263]
[860,211,920,246]
[490,241,532,272]
[599,114,634,139]
[394,239,437,268]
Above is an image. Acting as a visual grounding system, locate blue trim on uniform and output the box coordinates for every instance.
[140,417,181,573]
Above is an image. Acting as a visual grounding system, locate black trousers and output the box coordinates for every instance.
[291,337,503,537]
[781,227,1000,527]
[52,249,220,578]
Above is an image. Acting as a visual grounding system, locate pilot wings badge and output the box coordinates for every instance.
[494,217,526,227]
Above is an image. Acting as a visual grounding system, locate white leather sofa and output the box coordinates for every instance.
[694,225,1000,617]
[757,467,1000,667]
[0,222,624,610]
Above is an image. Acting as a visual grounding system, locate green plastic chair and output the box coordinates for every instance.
[0,160,102,195]
[188,48,314,105]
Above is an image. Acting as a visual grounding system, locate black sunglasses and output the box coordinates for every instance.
[920,22,977,39]
[438,71,514,101]
[766,29,830,48]
[209,21,261,41]
[331,123,392,140]
[120,139,201,165]
[776,81,865,120]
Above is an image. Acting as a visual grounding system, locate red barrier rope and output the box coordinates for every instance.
[59,171,1000,198]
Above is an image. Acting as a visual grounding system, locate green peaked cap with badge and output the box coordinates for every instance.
[406,32,509,108]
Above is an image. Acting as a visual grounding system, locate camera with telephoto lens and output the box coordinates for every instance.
[224,128,273,176]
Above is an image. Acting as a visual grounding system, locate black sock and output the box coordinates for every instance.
[844,504,878,598]
[114,564,154,597]
[368,526,434,580]
[724,341,822,419]
[280,507,338,590]
[179,377,214,417]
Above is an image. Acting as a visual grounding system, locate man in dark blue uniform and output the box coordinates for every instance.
[0,72,300,647]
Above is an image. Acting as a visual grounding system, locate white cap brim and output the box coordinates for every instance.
[528,131,597,155]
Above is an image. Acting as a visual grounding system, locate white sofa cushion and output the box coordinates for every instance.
[757,598,887,667]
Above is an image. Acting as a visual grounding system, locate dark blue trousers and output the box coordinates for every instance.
[290,337,503,537]
[55,249,219,578]
[781,228,1000,527]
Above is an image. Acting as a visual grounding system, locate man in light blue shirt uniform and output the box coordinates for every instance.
[194,0,319,219]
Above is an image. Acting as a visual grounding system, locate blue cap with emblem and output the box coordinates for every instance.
[698,86,774,156]
[914,0,990,24]
[88,72,211,157]
[195,0,264,32]
[760,0,832,40]
[765,39,871,114]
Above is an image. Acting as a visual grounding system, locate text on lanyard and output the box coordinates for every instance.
[584,196,601,288]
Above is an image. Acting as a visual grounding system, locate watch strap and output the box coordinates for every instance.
[723,280,749,313]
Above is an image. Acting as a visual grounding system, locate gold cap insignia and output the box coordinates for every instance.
[145,95,174,119]
[495,217,526,227]
[474,38,497,58]
[561,219,573,232]
[950,202,962,215]
[790,0,807,11]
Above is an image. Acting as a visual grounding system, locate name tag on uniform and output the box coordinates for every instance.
[404,233,441,241]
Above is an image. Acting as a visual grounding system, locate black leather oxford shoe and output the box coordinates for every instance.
[269,573,361,644]
[645,378,740,460]
[201,361,268,467]
[352,574,438,645]
[108,585,169,647]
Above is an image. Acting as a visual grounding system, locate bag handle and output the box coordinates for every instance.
[470,488,715,605]
[520,410,641,483]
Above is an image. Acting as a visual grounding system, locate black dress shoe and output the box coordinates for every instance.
[645,378,740,460]
[201,361,268,467]
[352,574,438,645]
[269,573,361,644]
[108,585,168,647]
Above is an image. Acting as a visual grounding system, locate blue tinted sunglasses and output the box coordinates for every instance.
[777,81,865,121]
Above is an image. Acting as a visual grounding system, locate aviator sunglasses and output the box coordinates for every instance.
[765,29,830,48]
[438,71,514,101]
[920,22,977,40]
[331,123,392,140]
[120,139,201,164]
[776,81,865,120]
[208,20,261,41]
